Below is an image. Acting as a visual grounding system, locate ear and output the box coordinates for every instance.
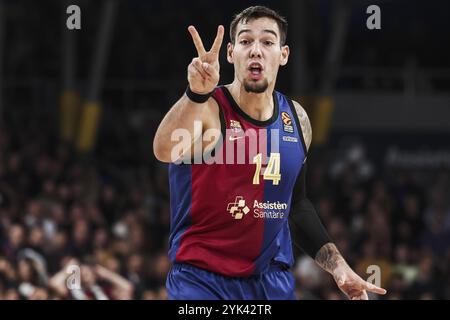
[280,45,290,66]
[227,42,234,64]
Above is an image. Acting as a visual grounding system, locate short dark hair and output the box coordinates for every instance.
[229,6,288,46]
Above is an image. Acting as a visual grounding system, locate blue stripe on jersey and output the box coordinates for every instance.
[253,92,306,274]
[168,163,193,262]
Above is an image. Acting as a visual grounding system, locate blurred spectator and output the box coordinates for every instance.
[48,259,133,300]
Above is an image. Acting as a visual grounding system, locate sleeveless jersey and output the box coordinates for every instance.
[168,86,307,277]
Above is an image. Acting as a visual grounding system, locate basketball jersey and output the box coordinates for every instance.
[168,86,307,277]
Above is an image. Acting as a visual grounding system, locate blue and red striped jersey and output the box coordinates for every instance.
[168,86,307,277]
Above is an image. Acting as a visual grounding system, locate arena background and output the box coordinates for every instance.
[0,0,449,300]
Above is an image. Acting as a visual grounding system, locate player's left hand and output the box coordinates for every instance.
[332,263,387,300]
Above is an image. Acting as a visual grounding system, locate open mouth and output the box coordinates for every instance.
[248,62,263,78]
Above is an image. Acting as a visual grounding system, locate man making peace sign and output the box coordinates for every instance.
[153,6,387,300]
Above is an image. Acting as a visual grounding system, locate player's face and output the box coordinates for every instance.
[227,17,289,93]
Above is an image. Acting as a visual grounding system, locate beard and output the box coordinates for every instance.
[243,78,269,93]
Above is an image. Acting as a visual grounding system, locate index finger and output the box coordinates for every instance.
[188,25,206,57]
[210,25,224,55]
[364,282,387,295]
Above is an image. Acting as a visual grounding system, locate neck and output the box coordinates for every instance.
[227,79,274,121]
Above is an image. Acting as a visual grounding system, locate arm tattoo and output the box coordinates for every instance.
[293,101,312,151]
[314,243,346,273]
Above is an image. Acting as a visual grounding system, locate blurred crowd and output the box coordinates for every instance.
[0,119,172,299]
[0,117,449,300]
[294,146,450,300]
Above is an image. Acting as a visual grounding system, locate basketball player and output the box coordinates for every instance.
[153,6,387,300]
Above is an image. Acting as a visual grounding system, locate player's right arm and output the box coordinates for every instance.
[153,25,224,163]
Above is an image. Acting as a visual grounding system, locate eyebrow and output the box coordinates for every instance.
[237,29,278,39]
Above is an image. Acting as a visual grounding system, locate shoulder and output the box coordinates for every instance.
[291,100,312,152]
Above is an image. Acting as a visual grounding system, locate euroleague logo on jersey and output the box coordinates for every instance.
[281,112,294,133]
[281,112,292,125]
[226,196,287,220]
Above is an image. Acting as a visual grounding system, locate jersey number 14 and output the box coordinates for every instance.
[253,153,281,185]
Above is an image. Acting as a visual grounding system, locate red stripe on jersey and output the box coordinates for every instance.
[175,87,266,277]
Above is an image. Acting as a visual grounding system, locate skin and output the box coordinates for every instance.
[153,17,387,300]
[225,17,289,122]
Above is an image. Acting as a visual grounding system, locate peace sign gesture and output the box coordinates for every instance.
[187,25,224,95]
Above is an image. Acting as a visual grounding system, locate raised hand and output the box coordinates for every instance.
[187,25,224,94]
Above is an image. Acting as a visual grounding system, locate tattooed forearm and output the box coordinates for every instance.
[293,101,312,151]
[314,243,346,273]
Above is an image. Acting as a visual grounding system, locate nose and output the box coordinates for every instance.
[249,42,262,58]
